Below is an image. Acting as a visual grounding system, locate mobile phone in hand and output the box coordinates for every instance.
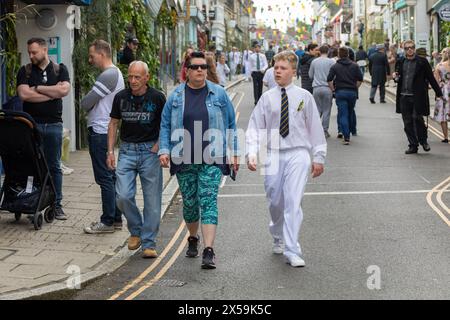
[230,165,237,181]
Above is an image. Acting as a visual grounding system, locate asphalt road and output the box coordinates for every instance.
[64,79,450,300]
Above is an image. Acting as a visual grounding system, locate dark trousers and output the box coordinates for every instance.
[88,127,122,226]
[335,90,358,140]
[252,71,264,104]
[370,83,386,101]
[37,123,63,207]
[400,95,428,148]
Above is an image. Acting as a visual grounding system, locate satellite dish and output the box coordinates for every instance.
[36,8,58,31]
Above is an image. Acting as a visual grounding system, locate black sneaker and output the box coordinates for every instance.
[186,235,199,258]
[370,98,375,104]
[54,206,67,220]
[405,147,418,154]
[421,142,431,152]
[337,133,343,139]
[201,247,216,269]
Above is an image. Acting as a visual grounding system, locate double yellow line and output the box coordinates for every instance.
[425,122,450,227]
[109,221,189,300]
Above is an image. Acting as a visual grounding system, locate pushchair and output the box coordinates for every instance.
[0,110,56,230]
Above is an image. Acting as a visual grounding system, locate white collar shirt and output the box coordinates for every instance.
[249,52,268,73]
[246,83,327,163]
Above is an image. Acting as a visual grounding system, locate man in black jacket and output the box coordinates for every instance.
[299,43,319,93]
[393,40,443,154]
[368,45,390,104]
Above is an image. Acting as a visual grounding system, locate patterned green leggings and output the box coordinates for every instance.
[176,164,222,225]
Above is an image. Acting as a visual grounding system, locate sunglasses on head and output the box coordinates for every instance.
[188,64,208,70]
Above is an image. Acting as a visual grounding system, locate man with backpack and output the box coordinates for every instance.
[16,37,71,220]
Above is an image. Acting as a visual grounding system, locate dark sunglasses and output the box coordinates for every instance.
[188,64,208,70]
[405,46,415,50]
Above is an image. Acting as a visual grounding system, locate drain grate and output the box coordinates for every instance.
[154,279,186,287]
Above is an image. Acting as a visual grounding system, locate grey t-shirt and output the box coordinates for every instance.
[309,56,336,88]
[81,66,125,134]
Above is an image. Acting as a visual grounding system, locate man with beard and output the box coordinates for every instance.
[17,37,71,220]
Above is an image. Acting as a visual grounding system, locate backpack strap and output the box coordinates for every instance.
[25,63,33,79]
[24,62,61,80]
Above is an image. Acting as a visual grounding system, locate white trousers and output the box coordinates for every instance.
[264,148,311,258]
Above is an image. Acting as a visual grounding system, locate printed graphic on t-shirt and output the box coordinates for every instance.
[120,98,157,124]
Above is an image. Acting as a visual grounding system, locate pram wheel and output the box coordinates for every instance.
[33,212,43,230]
[14,213,22,221]
[44,206,55,223]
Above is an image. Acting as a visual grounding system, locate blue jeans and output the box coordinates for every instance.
[88,128,122,226]
[335,90,358,140]
[116,142,162,250]
[36,123,63,207]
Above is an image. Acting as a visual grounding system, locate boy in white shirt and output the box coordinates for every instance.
[246,51,327,267]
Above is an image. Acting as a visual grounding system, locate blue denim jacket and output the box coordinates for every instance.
[158,80,240,161]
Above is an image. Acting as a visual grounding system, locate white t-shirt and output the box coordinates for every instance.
[263,67,277,90]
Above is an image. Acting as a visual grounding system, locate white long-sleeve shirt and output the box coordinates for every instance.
[249,52,268,73]
[263,67,277,90]
[216,62,230,86]
[246,83,327,164]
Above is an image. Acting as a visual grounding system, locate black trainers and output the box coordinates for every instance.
[337,133,343,139]
[54,206,67,220]
[201,247,216,269]
[405,147,418,154]
[186,235,199,258]
[421,142,431,152]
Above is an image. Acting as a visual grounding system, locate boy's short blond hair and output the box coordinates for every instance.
[273,51,298,70]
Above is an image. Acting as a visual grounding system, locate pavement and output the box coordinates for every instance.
[0,76,246,300]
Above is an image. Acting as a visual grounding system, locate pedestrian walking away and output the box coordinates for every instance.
[368,44,390,104]
[309,44,336,138]
[393,40,444,154]
[16,37,71,220]
[159,51,240,269]
[356,45,368,76]
[327,47,363,145]
[250,44,268,105]
[81,39,125,234]
[246,51,327,267]
[107,61,166,259]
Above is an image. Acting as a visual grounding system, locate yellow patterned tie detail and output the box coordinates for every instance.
[280,88,289,138]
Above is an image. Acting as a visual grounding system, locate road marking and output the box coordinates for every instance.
[218,189,450,198]
[234,92,245,113]
[108,220,186,300]
[426,176,450,227]
[125,231,189,300]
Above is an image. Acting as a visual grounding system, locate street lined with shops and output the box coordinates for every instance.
[59,80,450,300]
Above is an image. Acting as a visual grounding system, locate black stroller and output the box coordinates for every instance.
[0,110,56,230]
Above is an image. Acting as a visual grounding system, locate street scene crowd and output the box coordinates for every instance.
[0,32,449,272]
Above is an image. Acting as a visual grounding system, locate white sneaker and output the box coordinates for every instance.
[272,240,283,255]
[285,255,305,267]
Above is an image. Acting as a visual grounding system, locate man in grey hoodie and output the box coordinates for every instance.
[309,44,335,138]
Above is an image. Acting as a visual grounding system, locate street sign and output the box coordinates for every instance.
[209,10,215,20]
[438,3,450,22]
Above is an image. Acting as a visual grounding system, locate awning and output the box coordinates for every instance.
[143,0,164,18]
[432,0,449,12]
[21,1,92,5]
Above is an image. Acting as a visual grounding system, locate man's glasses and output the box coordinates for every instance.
[42,70,47,84]
[188,64,208,70]
[405,46,415,51]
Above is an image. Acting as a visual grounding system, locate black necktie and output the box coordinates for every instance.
[280,88,289,138]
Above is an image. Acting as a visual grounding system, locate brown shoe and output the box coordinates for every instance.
[142,248,158,259]
[128,236,141,250]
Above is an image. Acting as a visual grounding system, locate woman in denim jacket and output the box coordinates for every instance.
[159,51,240,269]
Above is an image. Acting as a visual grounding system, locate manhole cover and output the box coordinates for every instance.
[154,279,186,287]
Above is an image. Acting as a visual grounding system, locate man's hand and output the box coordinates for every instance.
[311,162,324,178]
[231,156,240,172]
[106,153,116,170]
[247,155,257,171]
[151,143,159,154]
[159,154,170,168]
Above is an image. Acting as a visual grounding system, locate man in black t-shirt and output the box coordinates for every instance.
[107,61,166,259]
[17,37,71,220]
